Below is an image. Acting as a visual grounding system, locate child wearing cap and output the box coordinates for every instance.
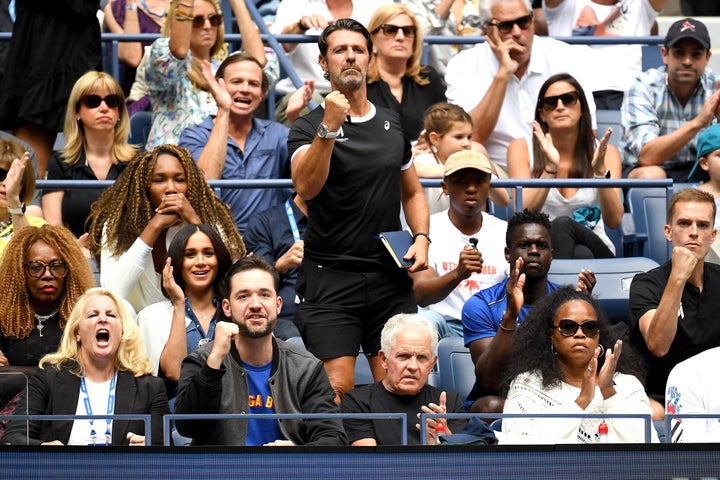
[691,123,720,263]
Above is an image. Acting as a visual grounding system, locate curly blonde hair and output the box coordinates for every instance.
[367,4,429,87]
[0,225,96,339]
[61,71,137,165]
[39,288,154,377]
[162,0,229,91]
[86,144,245,260]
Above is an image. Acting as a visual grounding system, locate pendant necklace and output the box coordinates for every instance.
[34,310,58,337]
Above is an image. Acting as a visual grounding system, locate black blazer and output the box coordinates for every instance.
[1,363,169,446]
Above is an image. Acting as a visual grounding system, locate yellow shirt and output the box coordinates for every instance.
[0,215,47,259]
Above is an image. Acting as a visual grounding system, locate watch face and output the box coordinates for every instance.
[317,123,328,138]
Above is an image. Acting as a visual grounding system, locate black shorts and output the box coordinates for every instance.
[294,258,417,359]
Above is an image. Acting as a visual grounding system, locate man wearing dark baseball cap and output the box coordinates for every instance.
[620,17,720,182]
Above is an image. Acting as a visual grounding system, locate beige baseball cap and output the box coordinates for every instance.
[443,150,493,177]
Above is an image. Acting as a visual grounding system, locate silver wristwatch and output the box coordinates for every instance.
[317,122,339,139]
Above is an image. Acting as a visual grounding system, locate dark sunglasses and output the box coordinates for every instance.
[554,319,600,338]
[80,94,122,109]
[0,168,7,183]
[25,260,68,279]
[375,24,417,37]
[539,91,580,111]
[192,13,223,28]
[487,13,533,34]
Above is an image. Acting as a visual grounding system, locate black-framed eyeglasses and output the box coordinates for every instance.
[80,94,122,109]
[192,13,223,28]
[375,24,417,37]
[538,91,580,112]
[487,13,533,34]
[553,319,600,338]
[25,260,68,279]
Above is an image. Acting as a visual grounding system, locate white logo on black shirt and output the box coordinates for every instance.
[384,121,390,131]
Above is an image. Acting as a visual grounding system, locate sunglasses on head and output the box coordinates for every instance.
[80,94,122,109]
[554,319,600,338]
[192,13,223,28]
[487,13,533,34]
[375,24,416,37]
[539,91,580,112]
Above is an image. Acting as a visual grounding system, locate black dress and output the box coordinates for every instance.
[366,66,447,142]
[0,0,102,132]
[44,151,128,237]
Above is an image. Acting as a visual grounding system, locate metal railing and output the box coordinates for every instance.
[163,412,407,446]
[0,414,153,446]
[420,412,655,445]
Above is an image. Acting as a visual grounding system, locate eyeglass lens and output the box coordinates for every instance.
[540,92,579,111]
[81,94,122,109]
[489,14,533,34]
[557,319,600,338]
[25,261,67,278]
[379,24,416,37]
[192,14,222,28]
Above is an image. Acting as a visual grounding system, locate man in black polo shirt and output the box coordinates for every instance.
[288,19,430,403]
[629,188,720,417]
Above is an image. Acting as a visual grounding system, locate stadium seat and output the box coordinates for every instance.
[548,257,660,326]
[284,336,374,387]
[129,111,153,147]
[436,337,475,400]
[596,109,622,150]
[626,187,671,264]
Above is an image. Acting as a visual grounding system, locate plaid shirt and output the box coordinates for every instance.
[620,66,718,169]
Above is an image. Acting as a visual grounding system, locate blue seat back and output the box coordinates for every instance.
[285,337,374,386]
[627,187,671,264]
[596,109,622,150]
[548,257,660,325]
[437,337,475,400]
[129,111,153,147]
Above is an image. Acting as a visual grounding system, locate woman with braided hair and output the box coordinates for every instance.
[0,224,95,429]
[86,144,244,313]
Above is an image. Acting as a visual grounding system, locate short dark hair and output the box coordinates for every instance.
[505,209,552,248]
[165,224,232,297]
[318,18,373,57]
[215,52,269,92]
[224,255,280,296]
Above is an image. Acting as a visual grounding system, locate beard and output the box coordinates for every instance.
[329,66,365,91]
[236,315,277,339]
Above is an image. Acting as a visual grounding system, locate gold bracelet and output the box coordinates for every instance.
[178,1,194,8]
[174,12,194,21]
[498,324,516,333]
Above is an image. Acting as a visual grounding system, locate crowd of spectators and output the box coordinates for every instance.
[1,0,720,447]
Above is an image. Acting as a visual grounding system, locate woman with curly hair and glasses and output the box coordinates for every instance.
[2,288,169,446]
[500,287,655,444]
[43,71,137,239]
[86,144,244,313]
[0,224,95,430]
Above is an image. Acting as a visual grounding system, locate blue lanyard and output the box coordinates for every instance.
[80,371,117,446]
[285,199,301,242]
